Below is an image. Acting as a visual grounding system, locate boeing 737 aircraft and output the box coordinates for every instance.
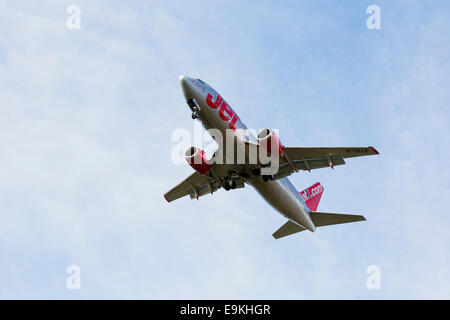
[164,76,379,238]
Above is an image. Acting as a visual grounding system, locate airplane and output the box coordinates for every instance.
[164,76,379,239]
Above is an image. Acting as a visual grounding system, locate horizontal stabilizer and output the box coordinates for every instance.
[311,211,366,227]
[272,211,366,239]
[272,220,306,239]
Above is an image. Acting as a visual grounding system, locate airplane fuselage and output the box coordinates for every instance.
[179,76,315,232]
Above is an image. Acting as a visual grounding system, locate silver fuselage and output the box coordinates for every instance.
[180,76,315,232]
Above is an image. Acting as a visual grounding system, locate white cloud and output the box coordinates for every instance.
[0,0,449,299]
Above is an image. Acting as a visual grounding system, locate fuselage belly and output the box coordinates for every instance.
[180,76,315,232]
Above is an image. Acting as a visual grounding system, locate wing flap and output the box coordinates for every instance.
[273,157,345,180]
[164,169,245,202]
[293,157,345,171]
[271,146,378,178]
[284,146,379,161]
[164,171,220,202]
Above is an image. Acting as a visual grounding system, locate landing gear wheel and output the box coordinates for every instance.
[191,111,198,119]
[230,180,236,189]
[262,175,274,182]
[223,181,231,191]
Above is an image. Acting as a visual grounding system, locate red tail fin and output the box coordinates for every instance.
[300,182,324,211]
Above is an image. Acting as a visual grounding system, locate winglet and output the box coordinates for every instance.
[369,146,379,154]
[163,194,170,203]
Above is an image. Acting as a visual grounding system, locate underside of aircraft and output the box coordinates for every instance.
[164,76,379,239]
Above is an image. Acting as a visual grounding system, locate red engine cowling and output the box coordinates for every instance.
[257,128,284,156]
[185,147,210,175]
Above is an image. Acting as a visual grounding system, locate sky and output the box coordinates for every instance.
[0,0,449,299]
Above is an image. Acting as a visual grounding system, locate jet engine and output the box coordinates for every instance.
[257,128,284,156]
[185,146,210,175]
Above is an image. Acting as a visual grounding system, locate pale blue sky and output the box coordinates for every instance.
[0,0,449,299]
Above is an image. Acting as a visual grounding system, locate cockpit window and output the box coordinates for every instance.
[197,79,204,84]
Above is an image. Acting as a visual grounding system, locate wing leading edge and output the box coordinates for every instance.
[164,146,379,202]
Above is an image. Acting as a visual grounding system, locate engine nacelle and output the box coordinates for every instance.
[185,146,210,175]
[257,128,284,156]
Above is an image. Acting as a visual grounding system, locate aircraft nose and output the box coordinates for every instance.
[179,75,194,98]
[179,75,187,84]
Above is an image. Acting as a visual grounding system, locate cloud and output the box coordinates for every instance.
[0,0,449,299]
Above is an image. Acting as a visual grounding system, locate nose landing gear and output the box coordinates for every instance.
[191,106,199,119]
[188,101,199,119]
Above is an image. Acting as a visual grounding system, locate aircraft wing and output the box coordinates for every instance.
[164,169,245,202]
[164,145,379,201]
[274,146,379,179]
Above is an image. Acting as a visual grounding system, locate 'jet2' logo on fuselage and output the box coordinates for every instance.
[206,93,239,131]
[300,184,324,202]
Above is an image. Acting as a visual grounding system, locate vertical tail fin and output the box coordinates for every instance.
[300,182,324,211]
[273,183,366,239]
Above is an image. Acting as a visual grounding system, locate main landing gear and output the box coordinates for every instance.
[223,180,236,191]
[251,169,274,182]
[223,171,237,191]
[262,175,274,182]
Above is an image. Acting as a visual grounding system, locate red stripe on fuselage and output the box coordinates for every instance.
[206,93,240,131]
